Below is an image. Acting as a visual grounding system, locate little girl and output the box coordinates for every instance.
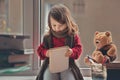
[36,4,84,80]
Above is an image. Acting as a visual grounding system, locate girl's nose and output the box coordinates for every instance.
[55,27,60,32]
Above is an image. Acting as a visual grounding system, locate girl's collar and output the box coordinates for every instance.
[51,28,69,38]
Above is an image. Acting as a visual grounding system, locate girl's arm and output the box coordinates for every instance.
[37,43,48,60]
[70,34,82,59]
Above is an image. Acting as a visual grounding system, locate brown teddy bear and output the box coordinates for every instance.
[84,31,117,66]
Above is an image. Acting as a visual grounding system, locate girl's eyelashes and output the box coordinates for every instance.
[53,25,56,27]
[52,24,61,28]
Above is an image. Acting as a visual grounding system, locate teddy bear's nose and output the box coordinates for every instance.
[96,40,100,44]
[96,41,99,44]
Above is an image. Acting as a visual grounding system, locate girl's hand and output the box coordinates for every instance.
[65,48,73,57]
[46,50,49,57]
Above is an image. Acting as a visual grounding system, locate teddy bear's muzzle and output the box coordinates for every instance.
[96,40,100,44]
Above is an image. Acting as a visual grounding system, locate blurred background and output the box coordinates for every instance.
[0,0,120,78]
[41,0,120,68]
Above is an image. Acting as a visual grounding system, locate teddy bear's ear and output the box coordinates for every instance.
[95,31,99,35]
[105,31,111,37]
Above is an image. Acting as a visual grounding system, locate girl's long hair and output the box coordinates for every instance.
[47,4,79,35]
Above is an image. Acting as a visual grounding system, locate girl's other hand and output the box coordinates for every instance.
[65,48,73,57]
[46,50,49,57]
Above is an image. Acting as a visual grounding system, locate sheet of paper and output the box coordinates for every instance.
[49,46,69,73]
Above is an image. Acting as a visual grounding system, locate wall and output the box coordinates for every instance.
[43,0,120,68]
[79,0,120,67]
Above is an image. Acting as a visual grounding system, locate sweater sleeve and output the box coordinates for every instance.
[70,34,82,59]
[37,43,48,60]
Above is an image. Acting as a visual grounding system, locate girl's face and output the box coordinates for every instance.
[50,17,67,32]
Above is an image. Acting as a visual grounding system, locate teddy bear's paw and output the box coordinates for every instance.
[84,57,92,66]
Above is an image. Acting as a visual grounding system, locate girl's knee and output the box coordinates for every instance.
[61,69,75,80]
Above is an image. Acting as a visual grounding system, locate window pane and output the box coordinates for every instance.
[0,0,23,35]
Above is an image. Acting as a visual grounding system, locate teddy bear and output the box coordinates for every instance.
[84,31,117,66]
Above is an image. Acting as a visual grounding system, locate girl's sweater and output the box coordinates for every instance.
[37,34,82,60]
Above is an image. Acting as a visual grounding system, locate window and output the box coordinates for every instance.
[0,0,23,34]
[0,0,40,75]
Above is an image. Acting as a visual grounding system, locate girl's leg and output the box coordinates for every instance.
[60,69,75,80]
[43,67,60,80]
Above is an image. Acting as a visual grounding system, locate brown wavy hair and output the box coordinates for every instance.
[47,4,79,35]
